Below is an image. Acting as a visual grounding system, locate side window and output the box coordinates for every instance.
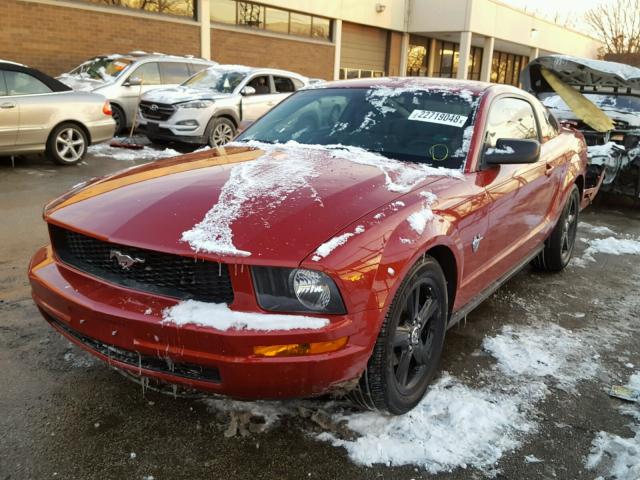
[0,71,7,96]
[128,62,161,85]
[291,78,305,90]
[247,75,271,95]
[188,63,209,76]
[4,71,51,95]
[273,76,295,93]
[160,62,190,84]
[484,97,538,148]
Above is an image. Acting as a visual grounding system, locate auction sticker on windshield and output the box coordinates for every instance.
[408,110,468,128]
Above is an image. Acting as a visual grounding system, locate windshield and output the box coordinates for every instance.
[541,92,640,114]
[236,87,479,169]
[69,57,133,81]
[182,67,248,93]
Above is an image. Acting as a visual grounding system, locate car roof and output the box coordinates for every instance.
[321,76,494,94]
[85,52,215,64]
[0,59,25,67]
[0,62,71,92]
[203,64,308,80]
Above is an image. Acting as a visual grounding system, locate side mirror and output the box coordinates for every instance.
[240,86,256,96]
[124,77,143,87]
[484,139,540,165]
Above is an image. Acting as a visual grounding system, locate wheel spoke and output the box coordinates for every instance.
[395,349,411,386]
[417,297,437,327]
[59,145,69,156]
[392,326,411,348]
[71,139,84,146]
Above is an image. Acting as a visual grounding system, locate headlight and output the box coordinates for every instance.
[252,267,346,314]
[177,100,213,109]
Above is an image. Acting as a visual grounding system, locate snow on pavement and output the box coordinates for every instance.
[586,372,640,480]
[88,139,181,162]
[572,222,640,267]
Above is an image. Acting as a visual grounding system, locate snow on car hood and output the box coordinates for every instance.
[542,93,640,128]
[141,86,233,105]
[57,73,110,92]
[521,55,640,92]
[46,143,461,263]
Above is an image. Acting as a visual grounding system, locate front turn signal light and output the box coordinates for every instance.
[253,337,348,357]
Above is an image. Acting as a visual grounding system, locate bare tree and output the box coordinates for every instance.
[585,0,640,54]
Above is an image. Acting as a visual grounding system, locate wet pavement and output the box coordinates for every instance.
[1,149,639,480]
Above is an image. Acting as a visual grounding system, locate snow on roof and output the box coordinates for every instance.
[181,141,462,257]
[162,299,328,331]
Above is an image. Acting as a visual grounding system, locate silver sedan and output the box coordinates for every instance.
[0,61,115,165]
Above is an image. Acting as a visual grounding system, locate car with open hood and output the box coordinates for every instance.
[58,52,216,133]
[136,65,309,147]
[30,77,591,414]
[521,55,640,198]
[0,60,115,165]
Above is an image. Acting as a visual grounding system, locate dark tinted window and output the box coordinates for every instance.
[274,76,295,93]
[4,70,52,95]
[160,62,190,84]
[485,97,538,148]
[128,62,161,85]
[237,87,479,169]
[0,71,7,96]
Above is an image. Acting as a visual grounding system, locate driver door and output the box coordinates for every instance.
[0,70,19,150]
[117,62,162,124]
[240,75,280,121]
[478,96,559,281]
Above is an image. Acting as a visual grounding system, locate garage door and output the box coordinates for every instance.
[340,22,388,78]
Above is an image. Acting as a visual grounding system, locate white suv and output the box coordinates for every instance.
[137,65,308,146]
[58,52,216,133]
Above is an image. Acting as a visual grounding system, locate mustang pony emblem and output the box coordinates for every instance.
[109,250,145,270]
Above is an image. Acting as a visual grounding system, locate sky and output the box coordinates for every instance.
[498,0,612,35]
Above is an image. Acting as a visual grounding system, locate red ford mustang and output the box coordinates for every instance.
[29,78,596,414]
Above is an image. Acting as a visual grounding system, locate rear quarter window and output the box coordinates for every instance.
[0,71,7,96]
[4,70,52,95]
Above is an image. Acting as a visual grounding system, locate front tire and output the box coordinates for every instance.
[111,104,126,135]
[351,256,448,414]
[46,123,88,165]
[532,185,580,272]
[207,117,236,147]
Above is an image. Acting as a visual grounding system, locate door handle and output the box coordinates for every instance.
[545,163,555,176]
[0,102,16,109]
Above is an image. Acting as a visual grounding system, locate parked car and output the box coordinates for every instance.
[137,65,309,146]
[30,77,592,414]
[0,60,115,165]
[58,52,216,133]
[521,55,640,198]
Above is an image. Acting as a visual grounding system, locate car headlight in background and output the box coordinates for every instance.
[177,100,214,109]
[252,267,346,314]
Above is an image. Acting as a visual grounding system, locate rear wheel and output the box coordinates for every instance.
[207,117,236,147]
[351,256,448,414]
[532,185,580,271]
[46,123,88,165]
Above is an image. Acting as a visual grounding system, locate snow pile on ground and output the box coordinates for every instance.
[318,374,536,473]
[88,140,181,162]
[579,222,616,236]
[483,323,599,391]
[162,300,328,331]
[312,225,365,261]
[183,140,460,256]
[585,372,640,480]
[573,222,640,266]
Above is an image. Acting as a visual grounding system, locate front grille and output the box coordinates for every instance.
[49,225,234,303]
[139,100,176,121]
[42,309,221,383]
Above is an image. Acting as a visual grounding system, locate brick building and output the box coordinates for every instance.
[1,0,603,83]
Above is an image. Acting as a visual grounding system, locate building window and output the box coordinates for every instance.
[467,47,483,81]
[209,0,332,41]
[428,40,482,80]
[407,35,430,77]
[491,51,529,86]
[339,68,384,79]
[76,0,195,18]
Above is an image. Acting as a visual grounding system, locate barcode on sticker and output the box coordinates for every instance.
[408,110,468,127]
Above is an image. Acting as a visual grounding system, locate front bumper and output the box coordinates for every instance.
[28,246,375,399]
[137,112,208,145]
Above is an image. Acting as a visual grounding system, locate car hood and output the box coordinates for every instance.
[57,74,111,92]
[521,55,640,93]
[45,143,456,264]
[141,86,233,105]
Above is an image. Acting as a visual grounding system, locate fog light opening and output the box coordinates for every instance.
[253,337,348,357]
